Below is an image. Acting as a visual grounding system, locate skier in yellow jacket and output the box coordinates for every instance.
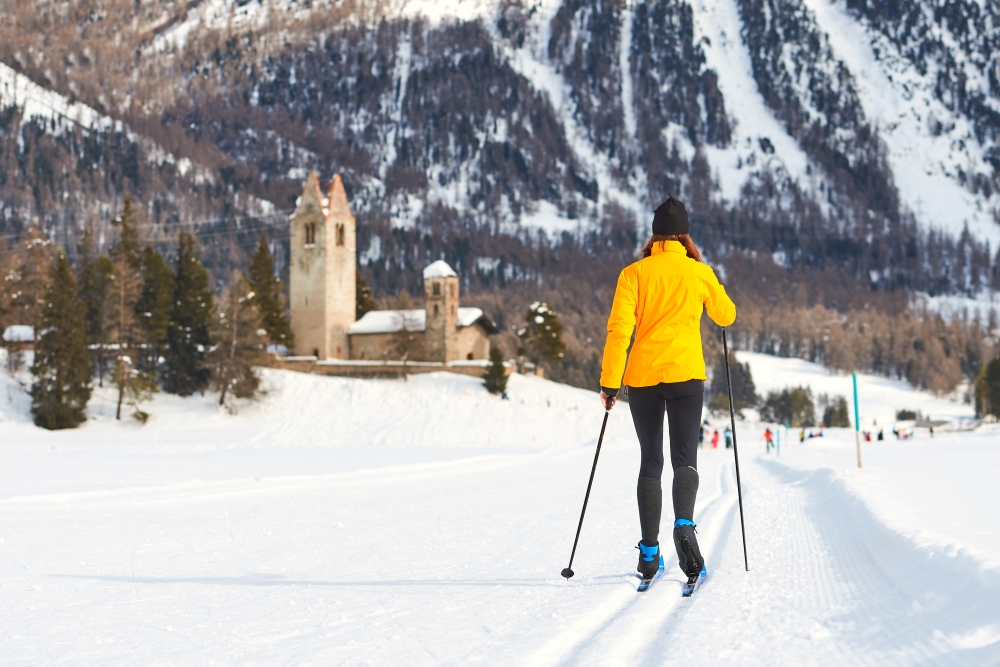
[599,195,735,587]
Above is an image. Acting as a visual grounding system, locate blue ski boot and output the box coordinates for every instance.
[636,541,661,579]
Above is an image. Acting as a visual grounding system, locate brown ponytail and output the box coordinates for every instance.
[641,233,702,262]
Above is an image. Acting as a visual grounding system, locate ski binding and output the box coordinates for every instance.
[681,566,707,597]
[637,554,665,592]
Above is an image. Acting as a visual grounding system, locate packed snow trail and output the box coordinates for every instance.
[1,367,998,664]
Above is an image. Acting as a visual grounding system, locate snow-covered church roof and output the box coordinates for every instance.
[349,307,493,335]
[423,260,458,279]
[2,325,34,343]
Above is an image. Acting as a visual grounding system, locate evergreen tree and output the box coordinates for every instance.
[482,344,509,395]
[111,196,142,269]
[819,394,851,427]
[77,229,114,384]
[246,235,292,348]
[516,301,566,365]
[357,269,378,319]
[209,270,264,407]
[708,350,757,413]
[31,253,92,430]
[975,357,1000,419]
[760,387,816,427]
[163,233,213,396]
[136,246,175,371]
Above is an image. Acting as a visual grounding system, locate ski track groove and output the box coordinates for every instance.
[529,461,737,666]
[759,459,997,666]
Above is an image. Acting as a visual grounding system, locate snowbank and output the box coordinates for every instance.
[736,350,974,428]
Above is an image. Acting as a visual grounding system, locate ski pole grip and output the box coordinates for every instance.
[600,386,618,410]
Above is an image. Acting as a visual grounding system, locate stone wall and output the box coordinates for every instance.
[262,356,522,381]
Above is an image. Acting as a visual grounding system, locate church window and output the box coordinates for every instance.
[304,222,316,245]
[449,284,455,297]
[336,224,345,246]
[467,352,474,360]
[433,304,439,316]
[432,283,440,296]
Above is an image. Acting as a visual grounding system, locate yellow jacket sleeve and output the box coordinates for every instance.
[703,267,736,327]
[600,268,637,389]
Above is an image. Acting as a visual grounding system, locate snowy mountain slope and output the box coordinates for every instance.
[2,0,1000,300]
[207,0,1000,242]
[1,360,998,663]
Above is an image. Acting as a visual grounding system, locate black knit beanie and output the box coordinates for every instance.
[652,195,689,235]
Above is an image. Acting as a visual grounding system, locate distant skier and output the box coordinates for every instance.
[598,195,736,590]
[763,427,774,453]
[711,429,720,449]
[724,426,733,449]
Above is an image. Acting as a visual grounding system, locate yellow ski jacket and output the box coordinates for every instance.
[600,240,736,389]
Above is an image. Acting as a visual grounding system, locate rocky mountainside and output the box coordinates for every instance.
[1,1,999,323]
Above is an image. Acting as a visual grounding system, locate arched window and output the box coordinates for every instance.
[304,222,316,245]
[432,283,440,296]
[336,224,345,246]
[433,304,439,316]
[449,284,456,297]
[467,352,474,360]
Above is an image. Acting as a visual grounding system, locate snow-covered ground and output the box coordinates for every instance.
[1,351,998,664]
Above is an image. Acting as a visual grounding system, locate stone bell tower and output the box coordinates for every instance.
[289,172,356,359]
[423,260,460,362]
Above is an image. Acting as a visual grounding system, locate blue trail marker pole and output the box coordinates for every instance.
[852,372,862,468]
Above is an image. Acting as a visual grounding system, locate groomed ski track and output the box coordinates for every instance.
[1,368,999,664]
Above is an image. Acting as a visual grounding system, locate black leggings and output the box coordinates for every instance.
[627,380,704,478]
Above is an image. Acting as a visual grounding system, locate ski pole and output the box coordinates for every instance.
[722,328,750,572]
[561,395,613,579]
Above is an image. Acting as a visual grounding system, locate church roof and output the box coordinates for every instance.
[348,307,493,335]
[2,325,33,342]
[423,260,458,279]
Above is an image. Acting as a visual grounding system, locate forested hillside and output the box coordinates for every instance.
[1,0,999,391]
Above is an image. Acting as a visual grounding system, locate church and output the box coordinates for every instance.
[288,173,498,362]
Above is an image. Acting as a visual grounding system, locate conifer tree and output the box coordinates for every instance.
[246,235,292,349]
[482,344,508,395]
[111,196,142,269]
[136,246,175,371]
[708,350,757,413]
[975,357,1000,419]
[31,253,92,430]
[209,270,264,406]
[516,301,566,366]
[357,269,378,319]
[77,229,115,386]
[163,233,213,396]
